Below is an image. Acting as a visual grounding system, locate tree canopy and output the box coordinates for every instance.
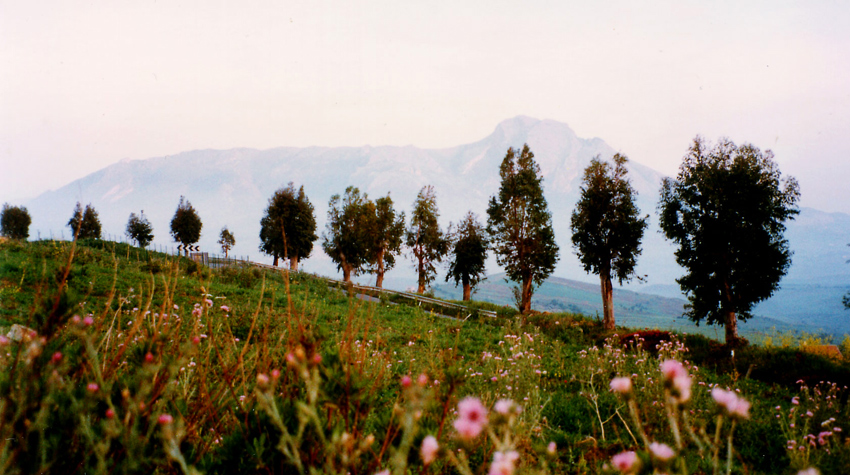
[486,144,559,313]
[259,183,317,270]
[67,202,102,240]
[446,211,488,301]
[170,196,203,255]
[126,211,154,248]
[322,187,371,282]
[364,194,405,288]
[658,136,800,344]
[570,154,648,330]
[0,203,31,240]
[219,227,235,258]
[406,186,449,294]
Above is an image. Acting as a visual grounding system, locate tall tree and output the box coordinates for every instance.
[658,136,800,344]
[259,183,317,270]
[570,154,648,330]
[218,227,235,258]
[486,144,559,313]
[67,202,102,240]
[365,194,405,288]
[446,211,489,301]
[406,186,449,294]
[126,211,154,248]
[170,196,203,256]
[322,187,370,283]
[0,203,31,240]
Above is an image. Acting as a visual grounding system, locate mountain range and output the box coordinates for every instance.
[22,116,850,337]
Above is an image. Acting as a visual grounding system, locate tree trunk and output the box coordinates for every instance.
[462,275,471,301]
[375,248,385,288]
[289,256,299,272]
[725,310,738,345]
[600,271,615,330]
[273,254,279,266]
[342,263,352,283]
[520,276,534,314]
[722,278,738,345]
[417,255,426,294]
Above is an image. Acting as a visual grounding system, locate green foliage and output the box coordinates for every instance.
[486,144,559,313]
[169,196,203,252]
[7,238,850,474]
[571,154,648,330]
[259,183,317,268]
[322,187,371,281]
[217,226,235,257]
[67,202,102,240]
[406,186,449,293]
[658,136,800,343]
[1,203,31,240]
[363,193,405,287]
[446,211,488,300]
[125,211,154,248]
[321,187,404,286]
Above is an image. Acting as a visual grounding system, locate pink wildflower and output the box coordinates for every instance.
[51,352,63,364]
[417,373,428,386]
[257,373,270,387]
[660,360,687,382]
[649,442,675,462]
[220,305,230,312]
[420,435,438,465]
[610,377,632,395]
[158,414,173,425]
[547,441,557,455]
[711,388,750,419]
[453,397,488,439]
[611,451,639,474]
[87,382,99,393]
[401,375,412,388]
[83,316,94,326]
[494,399,515,415]
[797,469,820,475]
[106,408,115,419]
[488,450,519,475]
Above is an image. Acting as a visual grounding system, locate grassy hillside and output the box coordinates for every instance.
[2,239,850,474]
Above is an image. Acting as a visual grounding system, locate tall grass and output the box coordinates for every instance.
[1,239,850,474]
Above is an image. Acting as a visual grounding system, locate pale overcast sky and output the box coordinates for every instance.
[2,1,849,212]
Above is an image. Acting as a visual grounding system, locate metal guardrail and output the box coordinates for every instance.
[203,255,497,320]
[320,278,498,320]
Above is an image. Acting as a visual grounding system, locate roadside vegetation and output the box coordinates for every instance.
[1,238,849,474]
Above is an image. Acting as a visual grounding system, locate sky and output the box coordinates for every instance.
[2,0,849,213]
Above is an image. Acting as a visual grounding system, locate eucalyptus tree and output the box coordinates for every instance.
[365,194,405,288]
[0,203,31,240]
[170,196,202,256]
[658,136,800,344]
[570,154,648,330]
[486,144,559,313]
[406,186,449,294]
[259,183,317,270]
[126,211,154,248]
[322,187,370,283]
[446,211,488,301]
[218,227,236,258]
[67,202,102,240]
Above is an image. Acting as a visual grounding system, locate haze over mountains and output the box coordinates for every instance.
[24,117,850,335]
